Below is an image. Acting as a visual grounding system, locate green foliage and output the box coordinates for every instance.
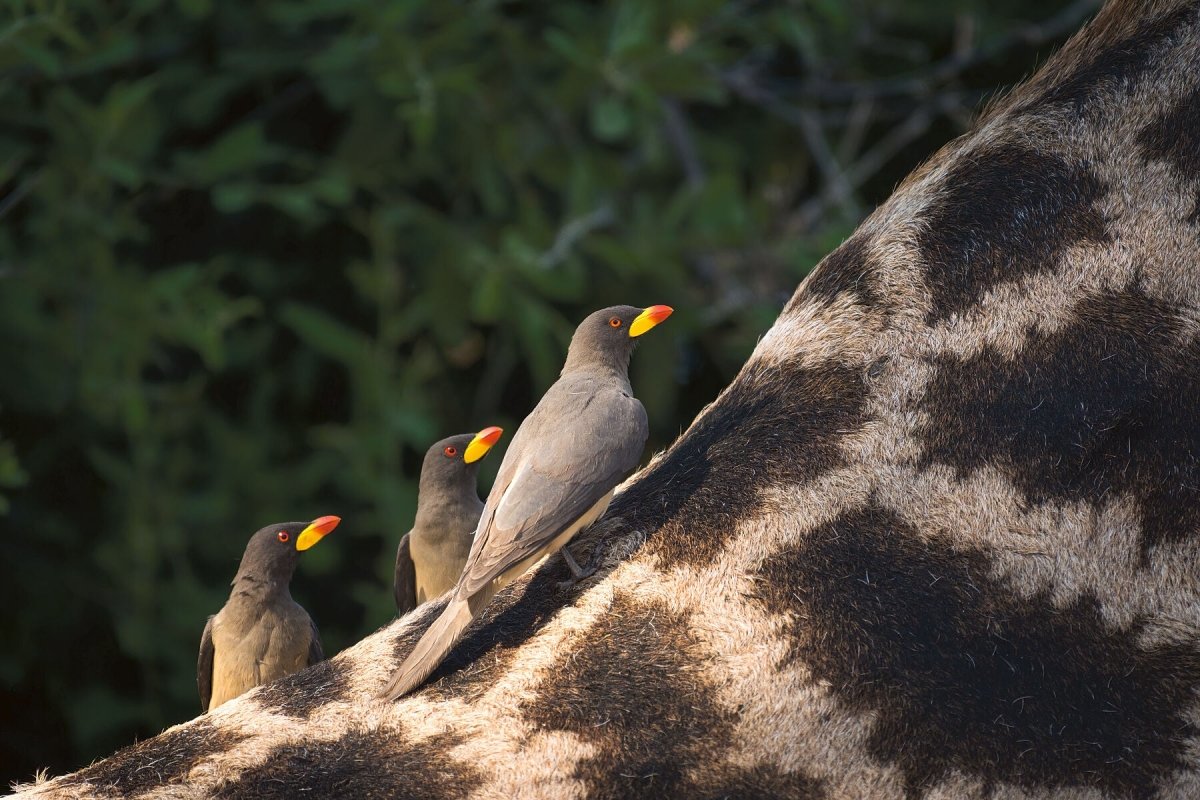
[0,0,1091,781]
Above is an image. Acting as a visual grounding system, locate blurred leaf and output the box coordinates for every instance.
[608,2,654,57]
[10,37,60,77]
[590,95,633,142]
[176,0,213,19]
[279,302,373,370]
[176,123,281,182]
[0,435,27,514]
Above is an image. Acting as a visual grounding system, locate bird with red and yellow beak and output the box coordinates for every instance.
[394,426,505,615]
[197,515,340,711]
[382,304,673,700]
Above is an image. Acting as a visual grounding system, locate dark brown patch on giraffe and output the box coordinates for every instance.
[917,144,1108,324]
[420,564,571,701]
[522,592,742,799]
[385,542,593,699]
[1138,84,1200,223]
[389,598,448,669]
[615,357,868,569]
[918,286,1200,557]
[692,763,826,799]
[54,718,248,796]
[797,235,884,310]
[212,727,480,800]
[755,504,1200,798]
[1016,3,1197,117]
[251,655,352,719]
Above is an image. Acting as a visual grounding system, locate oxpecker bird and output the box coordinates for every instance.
[197,516,340,711]
[394,426,505,615]
[381,304,672,700]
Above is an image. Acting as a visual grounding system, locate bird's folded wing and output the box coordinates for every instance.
[394,531,417,614]
[197,615,215,712]
[307,618,324,665]
[459,391,647,597]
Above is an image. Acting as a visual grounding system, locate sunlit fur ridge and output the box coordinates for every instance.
[15,0,1200,797]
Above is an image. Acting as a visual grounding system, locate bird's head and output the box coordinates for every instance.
[233,516,340,586]
[420,426,504,489]
[564,304,674,373]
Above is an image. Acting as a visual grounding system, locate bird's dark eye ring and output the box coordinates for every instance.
[444,446,457,457]
[277,531,290,543]
[609,317,622,328]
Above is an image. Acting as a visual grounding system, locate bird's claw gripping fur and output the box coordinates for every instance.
[557,545,598,590]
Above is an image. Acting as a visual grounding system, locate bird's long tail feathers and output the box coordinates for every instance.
[380,597,475,700]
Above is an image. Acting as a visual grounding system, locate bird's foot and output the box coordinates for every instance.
[557,546,597,590]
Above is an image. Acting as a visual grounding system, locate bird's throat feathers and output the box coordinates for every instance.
[561,340,634,382]
[414,480,483,536]
[229,570,291,602]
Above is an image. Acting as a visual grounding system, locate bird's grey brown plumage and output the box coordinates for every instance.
[394,426,504,615]
[197,515,339,711]
[381,304,673,700]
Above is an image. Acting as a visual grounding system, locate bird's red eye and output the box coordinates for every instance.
[609,317,622,328]
[277,531,290,543]
[444,446,457,457]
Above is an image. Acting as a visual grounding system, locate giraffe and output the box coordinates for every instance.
[14,0,1200,797]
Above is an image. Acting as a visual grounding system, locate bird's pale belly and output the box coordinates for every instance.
[411,535,472,603]
[208,609,309,710]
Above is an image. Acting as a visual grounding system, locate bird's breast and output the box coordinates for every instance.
[208,603,312,709]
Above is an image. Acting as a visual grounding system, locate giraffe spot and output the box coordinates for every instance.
[1017,3,1197,116]
[917,144,1108,324]
[521,592,748,798]
[212,727,479,800]
[796,235,884,311]
[385,599,451,684]
[917,286,1200,557]
[615,357,868,569]
[54,718,248,796]
[419,565,572,701]
[251,656,351,719]
[691,762,825,799]
[1138,85,1200,224]
[755,504,1200,798]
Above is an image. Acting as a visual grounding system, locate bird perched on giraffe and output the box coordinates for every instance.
[394,426,504,615]
[381,304,673,700]
[197,515,339,711]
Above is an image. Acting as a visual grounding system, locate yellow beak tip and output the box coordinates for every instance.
[629,304,674,337]
[463,426,504,464]
[295,515,340,551]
